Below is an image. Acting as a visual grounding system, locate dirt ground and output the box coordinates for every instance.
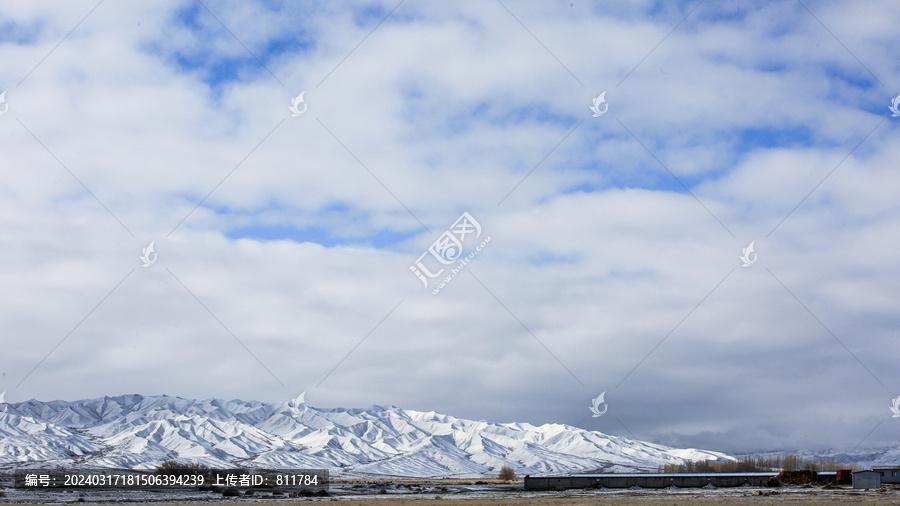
[13,492,898,506]
[4,480,900,505]
[42,498,900,506]
[325,499,899,505]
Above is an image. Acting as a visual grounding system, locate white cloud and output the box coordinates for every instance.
[0,0,898,455]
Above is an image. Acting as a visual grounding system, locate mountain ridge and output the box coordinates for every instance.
[1,393,736,477]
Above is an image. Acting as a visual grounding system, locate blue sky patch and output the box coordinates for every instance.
[226,223,419,249]
[0,20,42,45]
[147,2,312,90]
[524,252,578,265]
[353,3,391,28]
[733,125,819,151]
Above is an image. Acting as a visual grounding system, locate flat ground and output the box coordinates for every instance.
[4,480,900,504]
[15,497,900,505]
[293,498,899,505]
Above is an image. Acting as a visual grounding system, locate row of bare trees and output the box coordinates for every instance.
[660,455,860,473]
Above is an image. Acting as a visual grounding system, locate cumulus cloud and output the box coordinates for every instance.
[0,0,898,455]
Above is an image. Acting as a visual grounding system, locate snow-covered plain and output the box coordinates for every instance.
[0,394,734,477]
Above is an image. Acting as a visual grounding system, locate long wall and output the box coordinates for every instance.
[524,473,778,490]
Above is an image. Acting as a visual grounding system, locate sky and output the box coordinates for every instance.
[0,0,899,456]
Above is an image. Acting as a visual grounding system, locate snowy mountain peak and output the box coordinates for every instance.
[0,394,735,477]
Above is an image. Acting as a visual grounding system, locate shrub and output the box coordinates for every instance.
[498,465,517,481]
[773,470,817,485]
[156,460,212,477]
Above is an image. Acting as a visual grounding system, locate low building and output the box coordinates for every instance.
[852,470,882,489]
[523,472,777,490]
[873,466,900,485]
[815,471,836,484]
[835,469,852,485]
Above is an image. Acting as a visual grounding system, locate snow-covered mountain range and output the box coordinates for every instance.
[0,394,736,477]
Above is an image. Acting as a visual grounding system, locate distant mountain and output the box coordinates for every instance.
[0,394,734,478]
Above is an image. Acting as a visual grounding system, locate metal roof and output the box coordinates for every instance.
[571,472,778,478]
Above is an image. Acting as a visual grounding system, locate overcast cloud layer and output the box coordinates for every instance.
[1,0,899,455]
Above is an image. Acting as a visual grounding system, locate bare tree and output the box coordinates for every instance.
[498,465,517,481]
